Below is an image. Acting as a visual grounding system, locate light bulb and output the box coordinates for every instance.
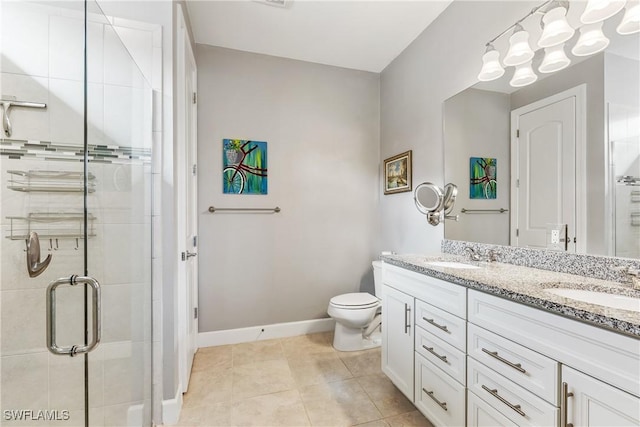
[477,45,505,81]
[581,0,626,24]
[510,61,538,87]
[539,44,571,73]
[617,0,640,34]
[539,5,575,48]
[572,22,610,56]
[503,24,535,66]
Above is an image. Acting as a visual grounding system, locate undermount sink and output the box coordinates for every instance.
[545,288,640,312]
[426,261,481,270]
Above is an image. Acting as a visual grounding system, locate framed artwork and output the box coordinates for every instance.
[384,150,412,195]
[223,139,268,194]
[470,157,497,199]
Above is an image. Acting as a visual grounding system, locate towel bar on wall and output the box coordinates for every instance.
[460,208,509,214]
[208,206,281,213]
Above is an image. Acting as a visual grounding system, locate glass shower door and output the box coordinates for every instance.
[0,0,152,425]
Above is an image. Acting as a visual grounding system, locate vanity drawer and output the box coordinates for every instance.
[467,358,559,427]
[468,390,517,427]
[415,299,466,351]
[415,353,466,427]
[415,326,466,385]
[468,289,640,397]
[383,264,466,318]
[468,323,558,404]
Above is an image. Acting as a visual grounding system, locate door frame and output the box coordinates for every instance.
[510,84,587,253]
[175,6,198,394]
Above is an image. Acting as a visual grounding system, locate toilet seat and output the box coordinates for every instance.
[329,293,379,309]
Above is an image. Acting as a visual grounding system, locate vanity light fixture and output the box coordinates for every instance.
[539,43,571,73]
[503,24,535,66]
[510,61,538,87]
[477,44,505,81]
[572,22,610,56]
[580,0,626,24]
[617,0,640,34]
[538,1,575,47]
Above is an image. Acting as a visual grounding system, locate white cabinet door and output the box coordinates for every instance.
[563,366,640,427]
[468,391,516,427]
[382,284,414,401]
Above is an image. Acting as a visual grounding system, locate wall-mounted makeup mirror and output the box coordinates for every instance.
[443,4,639,258]
[414,182,458,226]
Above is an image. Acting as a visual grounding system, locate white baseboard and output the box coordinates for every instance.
[161,382,182,425]
[198,318,336,348]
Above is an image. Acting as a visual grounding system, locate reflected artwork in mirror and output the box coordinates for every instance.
[444,2,639,258]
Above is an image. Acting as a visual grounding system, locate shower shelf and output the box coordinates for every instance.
[5,212,97,241]
[6,169,96,193]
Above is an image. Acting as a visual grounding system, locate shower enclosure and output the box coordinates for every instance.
[1,0,153,425]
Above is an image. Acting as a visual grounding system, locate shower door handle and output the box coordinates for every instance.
[26,232,52,278]
[47,275,101,356]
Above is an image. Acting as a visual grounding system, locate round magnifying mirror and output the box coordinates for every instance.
[442,183,458,215]
[414,182,444,215]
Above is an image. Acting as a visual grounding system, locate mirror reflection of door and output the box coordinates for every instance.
[511,89,581,252]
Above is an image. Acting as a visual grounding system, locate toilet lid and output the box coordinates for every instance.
[330,293,379,308]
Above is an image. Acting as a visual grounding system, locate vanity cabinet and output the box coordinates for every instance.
[562,366,640,427]
[380,262,640,427]
[381,284,414,400]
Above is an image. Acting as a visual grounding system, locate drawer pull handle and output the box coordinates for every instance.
[561,382,574,427]
[404,304,411,334]
[423,388,447,411]
[422,345,449,364]
[423,317,449,333]
[481,348,526,374]
[481,385,526,417]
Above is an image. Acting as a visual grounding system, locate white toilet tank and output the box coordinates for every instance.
[372,260,383,297]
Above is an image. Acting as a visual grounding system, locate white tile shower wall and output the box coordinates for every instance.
[0,1,159,425]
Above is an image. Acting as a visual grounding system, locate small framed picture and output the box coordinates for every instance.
[384,150,412,195]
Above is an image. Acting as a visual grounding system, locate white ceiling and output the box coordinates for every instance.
[185,0,453,73]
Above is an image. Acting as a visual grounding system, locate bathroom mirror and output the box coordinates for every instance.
[443,183,458,215]
[443,9,639,258]
[414,182,444,215]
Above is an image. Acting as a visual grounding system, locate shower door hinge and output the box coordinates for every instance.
[193,92,197,104]
[194,307,198,319]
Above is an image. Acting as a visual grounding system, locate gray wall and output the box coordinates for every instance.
[511,54,606,254]
[444,88,510,245]
[380,1,538,254]
[196,45,380,332]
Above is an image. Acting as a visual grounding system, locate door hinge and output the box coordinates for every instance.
[193,92,197,104]
[516,179,520,188]
[516,129,520,138]
[192,164,197,176]
[516,229,519,237]
[194,307,198,319]
[181,252,186,261]
[193,236,197,247]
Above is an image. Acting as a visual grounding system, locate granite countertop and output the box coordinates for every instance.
[381,253,640,338]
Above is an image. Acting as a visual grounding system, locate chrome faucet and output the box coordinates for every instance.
[465,246,482,261]
[486,249,498,263]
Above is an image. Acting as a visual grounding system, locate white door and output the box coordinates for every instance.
[176,6,198,393]
[184,40,199,389]
[563,366,640,426]
[512,94,577,251]
[381,285,414,401]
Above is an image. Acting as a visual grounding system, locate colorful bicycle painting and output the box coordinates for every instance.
[223,139,268,194]
[470,157,497,199]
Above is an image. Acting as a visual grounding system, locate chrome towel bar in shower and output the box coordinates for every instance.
[208,206,281,213]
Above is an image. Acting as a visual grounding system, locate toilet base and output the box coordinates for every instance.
[332,322,382,352]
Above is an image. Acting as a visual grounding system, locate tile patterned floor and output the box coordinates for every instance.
[177,332,433,427]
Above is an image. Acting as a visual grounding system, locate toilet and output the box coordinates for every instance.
[327,260,383,351]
